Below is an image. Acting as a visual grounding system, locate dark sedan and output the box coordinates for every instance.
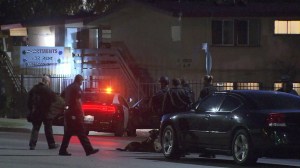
[160,90,300,165]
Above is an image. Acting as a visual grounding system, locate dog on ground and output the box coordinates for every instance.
[116,129,161,152]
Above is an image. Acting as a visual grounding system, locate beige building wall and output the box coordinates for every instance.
[11,2,298,89]
[27,26,56,47]
[88,2,300,88]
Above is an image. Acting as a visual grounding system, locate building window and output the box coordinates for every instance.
[237,82,260,90]
[65,28,78,50]
[99,26,112,48]
[274,20,300,34]
[89,28,98,49]
[216,82,234,91]
[212,19,260,46]
[274,82,300,94]
[212,20,234,45]
[100,29,111,42]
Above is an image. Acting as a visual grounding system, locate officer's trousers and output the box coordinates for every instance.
[59,119,93,154]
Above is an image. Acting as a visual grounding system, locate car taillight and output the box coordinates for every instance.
[266,113,286,127]
[82,104,116,113]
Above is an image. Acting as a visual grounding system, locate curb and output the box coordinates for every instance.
[0,127,31,133]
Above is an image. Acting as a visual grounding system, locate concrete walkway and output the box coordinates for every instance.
[0,118,32,133]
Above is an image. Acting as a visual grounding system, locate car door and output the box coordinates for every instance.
[118,95,130,129]
[208,94,244,148]
[188,94,225,146]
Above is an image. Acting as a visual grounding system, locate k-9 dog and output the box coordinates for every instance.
[116,129,161,152]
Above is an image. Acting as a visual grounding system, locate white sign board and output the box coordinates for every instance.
[20,46,64,68]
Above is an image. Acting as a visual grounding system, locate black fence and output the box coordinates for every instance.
[21,75,300,99]
[3,75,300,119]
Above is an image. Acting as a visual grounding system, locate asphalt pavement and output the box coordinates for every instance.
[1,118,300,168]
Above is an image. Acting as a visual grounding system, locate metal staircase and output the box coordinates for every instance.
[72,47,143,99]
[0,50,25,93]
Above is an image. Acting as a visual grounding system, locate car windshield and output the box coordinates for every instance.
[82,92,114,104]
[243,92,300,110]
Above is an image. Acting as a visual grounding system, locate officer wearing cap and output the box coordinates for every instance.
[158,76,169,92]
[198,75,218,100]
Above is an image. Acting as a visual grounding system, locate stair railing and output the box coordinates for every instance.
[0,50,25,93]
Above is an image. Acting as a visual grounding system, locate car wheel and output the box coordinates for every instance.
[161,125,181,159]
[232,129,258,165]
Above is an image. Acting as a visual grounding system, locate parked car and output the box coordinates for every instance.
[160,90,300,165]
[53,88,133,136]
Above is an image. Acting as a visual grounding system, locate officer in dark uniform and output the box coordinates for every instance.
[151,76,170,117]
[180,78,195,103]
[198,75,218,100]
[164,78,192,113]
[198,75,217,158]
[59,74,99,156]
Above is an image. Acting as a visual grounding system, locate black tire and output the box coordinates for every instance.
[232,129,258,165]
[161,125,181,159]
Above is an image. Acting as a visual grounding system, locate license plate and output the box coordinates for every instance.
[84,115,94,124]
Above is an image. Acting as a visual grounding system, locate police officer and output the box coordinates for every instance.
[277,75,298,95]
[180,78,195,103]
[164,78,192,113]
[158,76,170,93]
[198,75,217,158]
[151,76,170,117]
[198,75,218,100]
[59,74,99,156]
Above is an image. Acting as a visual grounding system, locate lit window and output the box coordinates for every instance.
[274,82,282,91]
[293,83,300,94]
[237,83,260,90]
[274,20,300,34]
[274,82,300,94]
[216,82,234,91]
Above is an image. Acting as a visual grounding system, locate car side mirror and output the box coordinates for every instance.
[195,105,205,113]
[128,98,133,103]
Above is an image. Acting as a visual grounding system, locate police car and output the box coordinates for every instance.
[53,87,132,136]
